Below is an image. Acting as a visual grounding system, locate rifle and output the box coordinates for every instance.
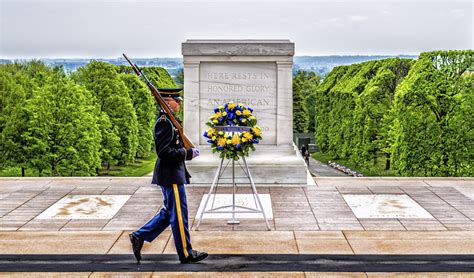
[122,53,195,149]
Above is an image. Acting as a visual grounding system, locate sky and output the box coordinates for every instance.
[0,0,472,58]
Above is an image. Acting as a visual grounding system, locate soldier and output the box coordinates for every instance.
[129,88,208,264]
[304,145,310,166]
[301,145,310,166]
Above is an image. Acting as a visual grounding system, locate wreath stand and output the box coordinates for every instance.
[195,129,271,230]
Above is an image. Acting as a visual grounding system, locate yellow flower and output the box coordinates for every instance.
[236,110,242,116]
[243,109,251,117]
[242,119,247,123]
[207,128,216,137]
[226,139,232,145]
[243,132,253,140]
[222,111,227,116]
[212,136,216,140]
[218,131,224,135]
[231,134,240,145]
[227,102,236,110]
[242,138,247,143]
[214,112,222,119]
[217,138,226,146]
[218,105,224,110]
[252,127,261,137]
[249,116,256,120]
[212,120,218,124]
[238,103,244,107]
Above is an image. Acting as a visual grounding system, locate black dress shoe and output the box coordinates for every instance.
[129,233,144,263]
[180,250,208,263]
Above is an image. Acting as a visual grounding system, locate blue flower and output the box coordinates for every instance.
[253,139,259,144]
[203,131,209,138]
[214,108,220,113]
[248,107,254,112]
[236,144,241,149]
[207,139,213,143]
[217,146,224,150]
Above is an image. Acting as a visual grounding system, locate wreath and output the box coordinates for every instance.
[203,101,262,160]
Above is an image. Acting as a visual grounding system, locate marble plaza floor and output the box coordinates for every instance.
[0,177,473,276]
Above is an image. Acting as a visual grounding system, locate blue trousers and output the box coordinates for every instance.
[133,184,193,261]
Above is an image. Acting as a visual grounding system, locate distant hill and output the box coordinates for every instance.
[294,55,417,76]
[0,55,417,77]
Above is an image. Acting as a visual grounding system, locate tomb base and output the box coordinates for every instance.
[186,144,309,186]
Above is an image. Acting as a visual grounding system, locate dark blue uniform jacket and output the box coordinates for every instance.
[151,113,193,186]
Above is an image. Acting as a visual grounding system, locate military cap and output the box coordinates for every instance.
[157,88,183,101]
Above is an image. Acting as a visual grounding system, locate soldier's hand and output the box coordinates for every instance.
[192,148,200,158]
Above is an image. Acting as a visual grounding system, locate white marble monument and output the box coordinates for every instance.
[182,40,307,185]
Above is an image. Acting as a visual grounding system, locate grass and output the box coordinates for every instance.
[0,167,39,177]
[98,154,156,177]
[0,154,157,177]
[311,151,397,177]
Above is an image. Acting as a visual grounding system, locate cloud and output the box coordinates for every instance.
[348,15,367,22]
[1,0,472,58]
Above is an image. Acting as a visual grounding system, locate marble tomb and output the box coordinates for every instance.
[182,40,307,185]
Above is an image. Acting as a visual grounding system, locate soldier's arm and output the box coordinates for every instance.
[155,121,193,162]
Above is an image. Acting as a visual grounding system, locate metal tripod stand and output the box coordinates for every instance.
[195,155,271,230]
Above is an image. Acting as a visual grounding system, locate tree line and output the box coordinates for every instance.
[0,60,177,176]
[1,50,471,177]
[293,50,473,176]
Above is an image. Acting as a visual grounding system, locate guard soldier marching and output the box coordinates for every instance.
[129,88,208,264]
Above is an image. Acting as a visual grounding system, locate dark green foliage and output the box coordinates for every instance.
[116,65,179,156]
[293,70,321,133]
[313,50,472,176]
[1,60,177,176]
[174,68,184,86]
[293,70,319,132]
[119,74,155,158]
[142,67,178,88]
[314,66,348,153]
[116,65,177,88]
[73,61,139,166]
[390,50,473,176]
[116,64,182,120]
[25,70,101,175]
[0,63,32,174]
[1,61,101,176]
[352,59,413,168]
[315,58,412,166]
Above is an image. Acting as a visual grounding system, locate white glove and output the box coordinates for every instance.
[192,148,200,158]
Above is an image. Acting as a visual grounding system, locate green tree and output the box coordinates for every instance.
[314,66,348,153]
[325,61,379,159]
[73,61,139,167]
[390,50,473,176]
[0,61,50,176]
[119,74,155,158]
[313,58,413,171]
[25,69,101,175]
[174,68,184,86]
[296,71,321,133]
[292,70,311,133]
[0,65,29,175]
[117,64,181,150]
[352,58,412,169]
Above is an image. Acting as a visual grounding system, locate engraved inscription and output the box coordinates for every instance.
[199,62,277,145]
